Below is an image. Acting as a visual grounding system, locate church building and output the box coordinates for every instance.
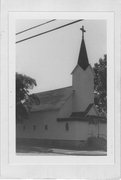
[16,26,107,150]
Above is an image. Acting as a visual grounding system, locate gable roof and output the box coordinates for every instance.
[70,103,94,118]
[31,86,73,112]
[57,115,106,123]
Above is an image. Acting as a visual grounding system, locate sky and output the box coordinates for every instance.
[16,19,106,93]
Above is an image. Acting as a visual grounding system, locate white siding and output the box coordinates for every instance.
[16,109,89,141]
[72,65,94,111]
[99,123,107,139]
[16,110,58,139]
[17,114,106,141]
[88,123,107,138]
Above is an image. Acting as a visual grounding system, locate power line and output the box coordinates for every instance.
[16,19,56,35]
[16,19,83,44]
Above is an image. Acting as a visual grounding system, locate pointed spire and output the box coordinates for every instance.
[78,26,89,70]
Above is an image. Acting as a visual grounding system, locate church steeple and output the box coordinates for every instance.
[78,26,89,70]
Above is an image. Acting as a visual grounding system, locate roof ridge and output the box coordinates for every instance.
[33,86,72,95]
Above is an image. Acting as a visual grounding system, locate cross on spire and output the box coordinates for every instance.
[77,26,89,70]
[80,26,86,39]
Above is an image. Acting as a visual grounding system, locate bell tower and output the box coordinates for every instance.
[72,26,94,112]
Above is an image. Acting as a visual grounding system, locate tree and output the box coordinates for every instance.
[16,73,39,123]
[93,54,107,116]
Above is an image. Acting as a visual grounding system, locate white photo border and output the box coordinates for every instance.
[9,11,114,165]
[0,0,120,179]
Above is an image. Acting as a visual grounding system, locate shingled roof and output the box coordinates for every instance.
[31,86,73,112]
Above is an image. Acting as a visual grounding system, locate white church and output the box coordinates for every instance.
[16,26,107,151]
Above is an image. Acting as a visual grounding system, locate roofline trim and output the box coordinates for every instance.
[57,116,107,123]
[33,86,73,96]
[71,64,92,75]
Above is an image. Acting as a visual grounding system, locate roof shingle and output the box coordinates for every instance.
[31,86,73,112]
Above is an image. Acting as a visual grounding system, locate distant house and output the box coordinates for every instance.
[16,26,107,150]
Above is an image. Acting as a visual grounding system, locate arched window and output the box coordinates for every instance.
[45,124,48,130]
[65,123,69,131]
[23,125,26,131]
[33,125,36,131]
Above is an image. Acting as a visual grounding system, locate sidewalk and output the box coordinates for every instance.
[17,146,107,156]
[51,148,107,156]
